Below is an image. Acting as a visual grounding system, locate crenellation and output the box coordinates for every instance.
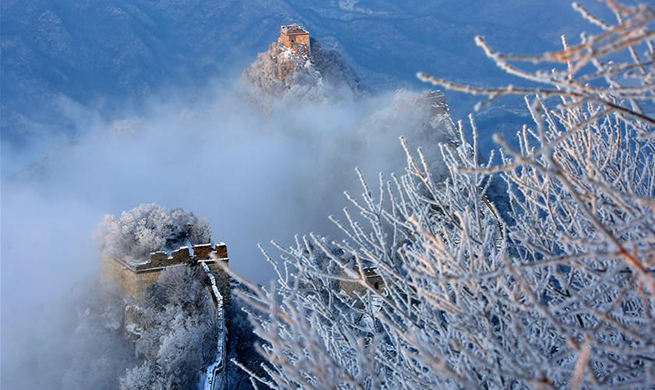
[149,251,168,268]
[213,243,228,259]
[194,243,213,260]
[171,246,191,264]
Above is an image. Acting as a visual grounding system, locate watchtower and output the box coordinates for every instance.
[278,24,311,58]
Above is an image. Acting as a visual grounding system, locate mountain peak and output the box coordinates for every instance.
[243,24,365,105]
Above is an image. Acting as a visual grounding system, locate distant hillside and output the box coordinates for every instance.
[1,0,607,149]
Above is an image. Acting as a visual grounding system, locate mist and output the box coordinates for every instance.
[1,74,450,389]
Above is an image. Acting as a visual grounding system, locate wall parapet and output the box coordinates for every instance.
[104,241,231,305]
[115,243,229,273]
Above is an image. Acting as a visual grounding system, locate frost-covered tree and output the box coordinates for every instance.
[226,284,270,390]
[120,265,219,390]
[232,1,655,389]
[96,203,212,260]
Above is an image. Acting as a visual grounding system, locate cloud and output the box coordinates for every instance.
[1,76,450,389]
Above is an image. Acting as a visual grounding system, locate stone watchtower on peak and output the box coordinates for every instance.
[278,24,311,58]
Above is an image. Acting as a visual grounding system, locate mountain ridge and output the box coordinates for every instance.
[2,0,602,150]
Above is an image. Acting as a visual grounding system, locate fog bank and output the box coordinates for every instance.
[1,77,452,389]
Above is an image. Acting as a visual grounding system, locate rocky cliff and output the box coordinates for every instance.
[242,32,366,107]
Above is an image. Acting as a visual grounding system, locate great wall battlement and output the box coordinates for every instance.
[102,243,231,305]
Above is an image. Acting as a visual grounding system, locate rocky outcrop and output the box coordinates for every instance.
[242,27,365,107]
[243,42,325,102]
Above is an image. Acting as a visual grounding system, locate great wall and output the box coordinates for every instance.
[99,25,384,390]
[102,242,231,303]
[102,241,230,390]
[96,25,316,390]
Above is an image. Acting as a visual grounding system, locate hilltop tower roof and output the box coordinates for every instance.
[280,24,309,36]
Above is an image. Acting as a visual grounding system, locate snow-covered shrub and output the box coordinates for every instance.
[120,265,219,390]
[96,203,211,260]
[234,2,655,389]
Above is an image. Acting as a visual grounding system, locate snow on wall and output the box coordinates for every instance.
[201,261,227,390]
